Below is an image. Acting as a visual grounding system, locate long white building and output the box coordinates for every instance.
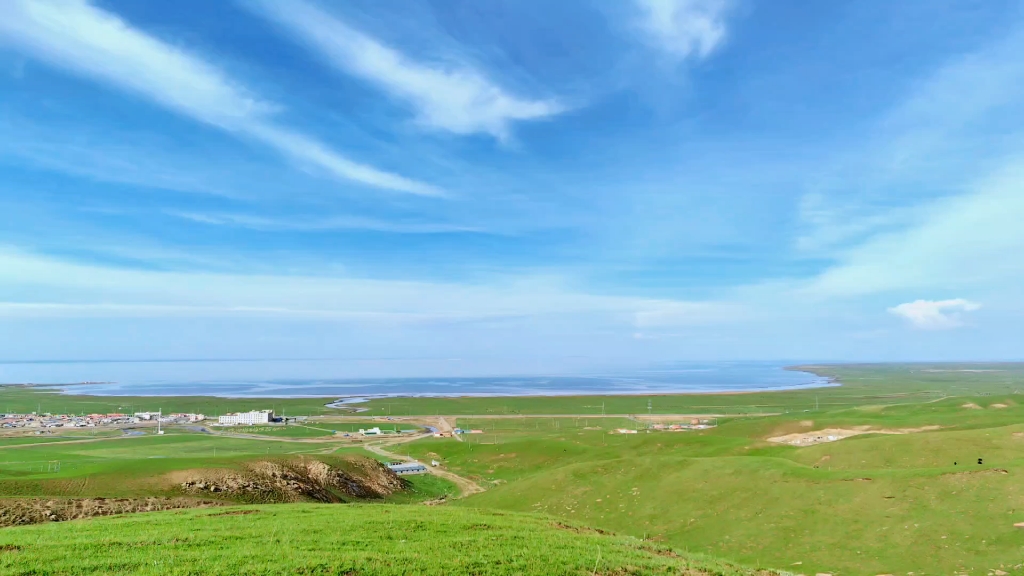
[218,409,274,426]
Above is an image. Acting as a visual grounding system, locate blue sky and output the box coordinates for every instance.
[2,0,1024,375]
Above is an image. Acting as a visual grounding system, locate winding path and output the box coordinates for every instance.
[364,433,485,498]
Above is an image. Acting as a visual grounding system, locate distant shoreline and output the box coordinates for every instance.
[0,366,838,401]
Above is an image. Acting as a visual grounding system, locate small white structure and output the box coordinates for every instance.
[358,427,382,436]
[388,462,427,475]
[218,410,274,426]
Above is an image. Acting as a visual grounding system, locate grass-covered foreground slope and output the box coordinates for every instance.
[0,504,773,576]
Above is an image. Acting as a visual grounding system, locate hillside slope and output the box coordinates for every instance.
[0,503,776,575]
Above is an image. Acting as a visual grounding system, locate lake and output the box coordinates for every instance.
[0,359,833,398]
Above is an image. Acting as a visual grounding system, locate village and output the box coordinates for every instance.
[0,410,205,430]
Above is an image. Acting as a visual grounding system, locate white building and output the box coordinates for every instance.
[218,410,274,426]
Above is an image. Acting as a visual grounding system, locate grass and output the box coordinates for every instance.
[0,385,348,418]
[5,364,1024,573]
[0,430,347,497]
[0,504,770,575]
[391,367,1024,574]
[230,425,337,438]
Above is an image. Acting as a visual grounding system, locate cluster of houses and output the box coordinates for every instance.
[0,411,205,429]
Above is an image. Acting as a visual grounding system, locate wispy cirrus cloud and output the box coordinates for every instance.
[0,246,728,328]
[888,299,981,330]
[0,0,441,196]
[633,0,733,61]
[247,0,566,142]
[167,211,487,235]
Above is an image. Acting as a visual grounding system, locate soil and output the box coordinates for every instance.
[767,425,941,446]
[176,456,407,503]
[0,497,221,527]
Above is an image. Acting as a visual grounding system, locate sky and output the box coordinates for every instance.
[2,0,1024,376]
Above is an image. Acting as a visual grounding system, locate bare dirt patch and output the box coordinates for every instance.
[553,521,609,535]
[962,403,983,409]
[208,509,260,517]
[944,468,1008,478]
[0,497,220,527]
[177,456,406,503]
[767,425,941,446]
[991,403,1009,409]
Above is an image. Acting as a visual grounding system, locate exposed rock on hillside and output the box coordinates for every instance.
[179,456,406,503]
[0,497,220,527]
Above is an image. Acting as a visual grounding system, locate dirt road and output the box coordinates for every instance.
[364,433,485,498]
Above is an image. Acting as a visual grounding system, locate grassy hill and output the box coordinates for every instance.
[0,504,773,575]
[403,394,1024,573]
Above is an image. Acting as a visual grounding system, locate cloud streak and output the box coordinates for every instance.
[633,0,732,61]
[167,211,487,234]
[0,247,730,329]
[888,299,981,330]
[248,0,565,142]
[0,0,441,196]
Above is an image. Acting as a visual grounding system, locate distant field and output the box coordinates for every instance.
[229,425,336,438]
[0,429,124,446]
[0,430,333,496]
[0,385,346,418]
[0,503,768,575]
[231,422,417,436]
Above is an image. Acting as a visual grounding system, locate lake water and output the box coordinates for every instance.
[0,359,833,398]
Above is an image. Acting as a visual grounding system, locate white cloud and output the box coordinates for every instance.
[888,299,981,330]
[804,163,1024,298]
[248,0,565,142]
[0,0,440,196]
[633,0,732,60]
[0,247,732,328]
[167,210,485,234]
[633,301,743,327]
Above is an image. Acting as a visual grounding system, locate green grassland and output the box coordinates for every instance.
[4,364,1024,574]
[0,430,351,497]
[0,503,771,575]
[231,424,338,437]
[393,366,1024,574]
[0,385,346,417]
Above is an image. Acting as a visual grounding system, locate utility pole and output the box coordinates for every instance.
[647,399,652,416]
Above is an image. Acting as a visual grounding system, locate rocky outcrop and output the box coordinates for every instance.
[179,456,406,503]
[0,497,221,527]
